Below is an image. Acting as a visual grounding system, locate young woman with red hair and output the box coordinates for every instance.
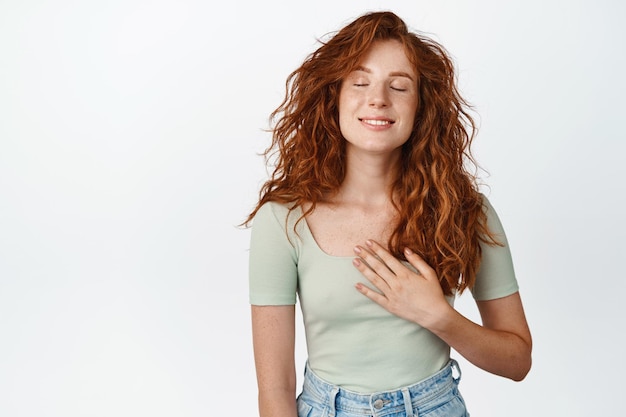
[245,11,532,417]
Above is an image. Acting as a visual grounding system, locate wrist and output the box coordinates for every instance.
[419,301,456,334]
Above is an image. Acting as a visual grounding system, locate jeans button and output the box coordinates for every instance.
[373,399,384,409]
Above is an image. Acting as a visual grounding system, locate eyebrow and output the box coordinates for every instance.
[354,66,415,81]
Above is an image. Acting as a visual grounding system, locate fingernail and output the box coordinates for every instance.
[365,240,373,247]
[353,246,361,254]
[404,247,413,255]
[353,258,361,267]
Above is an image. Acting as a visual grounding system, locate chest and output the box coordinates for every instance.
[305,204,397,257]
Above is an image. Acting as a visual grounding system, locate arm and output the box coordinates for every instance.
[427,291,532,381]
[353,241,532,381]
[251,305,297,417]
[248,203,300,415]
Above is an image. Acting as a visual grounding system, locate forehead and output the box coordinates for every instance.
[353,40,416,76]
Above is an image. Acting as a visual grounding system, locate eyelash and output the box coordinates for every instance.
[353,83,407,92]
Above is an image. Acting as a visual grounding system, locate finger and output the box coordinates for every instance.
[403,247,436,279]
[364,240,407,275]
[355,282,388,307]
[354,244,396,281]
[352,257,392,293]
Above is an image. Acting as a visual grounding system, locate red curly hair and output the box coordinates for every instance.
[245,11,500,295]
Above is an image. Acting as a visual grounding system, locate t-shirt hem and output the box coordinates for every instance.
[249,296,296,306]
[472,283,519,301]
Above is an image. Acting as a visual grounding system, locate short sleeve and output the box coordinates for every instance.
[248,202,299,305]
[471,196,519,301]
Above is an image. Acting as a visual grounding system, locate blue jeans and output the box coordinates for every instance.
[297,360,469,417]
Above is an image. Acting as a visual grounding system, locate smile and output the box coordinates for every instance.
[359,118,394,126]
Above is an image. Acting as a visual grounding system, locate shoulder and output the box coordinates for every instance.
[478,192,495,213]
[250,202,295,254]
[253,201,300,230]
[472,193,519,300]
[478,193,507,236]
[251,201,306,247]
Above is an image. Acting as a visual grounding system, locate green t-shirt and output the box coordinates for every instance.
[249,196,518,392]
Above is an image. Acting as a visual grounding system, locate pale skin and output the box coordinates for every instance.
[252,40,532,417]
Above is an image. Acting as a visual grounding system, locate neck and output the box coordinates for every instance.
[334,147,401,206]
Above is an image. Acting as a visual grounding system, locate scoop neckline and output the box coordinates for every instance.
[296,206,358,260]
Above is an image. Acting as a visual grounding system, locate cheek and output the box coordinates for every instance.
[337,91,355,132]
[338,111,351,139]
[338,89,354,113]
[404,98,418,125]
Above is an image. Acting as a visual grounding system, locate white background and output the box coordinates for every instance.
[1,0,624,416]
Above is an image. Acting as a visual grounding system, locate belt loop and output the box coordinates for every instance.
[401,387,415,417]
[327,387,339,417]
[450,359,461,383]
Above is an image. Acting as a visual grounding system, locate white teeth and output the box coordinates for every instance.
[362,119,391,126]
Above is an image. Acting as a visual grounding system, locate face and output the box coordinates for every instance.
[338,40,418,157]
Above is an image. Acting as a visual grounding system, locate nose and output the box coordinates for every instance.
[368,83,389,108]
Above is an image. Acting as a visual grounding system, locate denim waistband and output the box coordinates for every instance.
[299,360,462,417]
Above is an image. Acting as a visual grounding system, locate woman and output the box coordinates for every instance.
[245,11,532,417]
